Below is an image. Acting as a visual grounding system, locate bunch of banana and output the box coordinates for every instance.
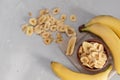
[82,15,120,74]
[85,15,120,38]
[51,15,120,80]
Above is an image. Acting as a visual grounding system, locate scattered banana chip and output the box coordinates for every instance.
[50,25,57,32]
[82,41,93,53]
[60,14,67,21]
[59,26,67,32]
[25,26,34,36]
[56,25,61,31]
[97,44,104,52]
[55,33,63,43]
[70,15,77,22]
[55,20,64,25]
[52,8,60,15]
[34,25,44,34]
[22,24,28,33]
[56,33,62,38]
[43,37,53,45]
[41,31,51,39]
[94,61,104,68]
[38,15,47,25]
[22,8,77,51]
[55,38,63,43]
[40,9,49,15]
[29,18,37,26]
[66,26,76,37]
[44,22,50,31]
[66,36,77,55]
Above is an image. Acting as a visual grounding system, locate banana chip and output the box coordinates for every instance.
[66,36,77,55]
[22,24,28,33]
[29,18,37,26]
[43,37,53,45]
[38,15,47,25]
[55,33,63,43]
[78,46,83,54]
[34,25,44,34]
[52,8,60,15]
[55,38,63,43]
[59,26,67,32]
[66,26,76,37]
[41,31,51,39]
[40,9,49,16]
[60,14,67,21]
[70,15,77,22]
[50,25,57,32]
[25,26,34,36]
[44,21,50,31]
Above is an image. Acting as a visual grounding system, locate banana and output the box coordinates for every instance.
[81,23,120,74]
[51,61,112,80]
[66,36,77,55]
[85,15,120,38]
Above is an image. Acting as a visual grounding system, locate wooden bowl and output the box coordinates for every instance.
[77,39,110,72]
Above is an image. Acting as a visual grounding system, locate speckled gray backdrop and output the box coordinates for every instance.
[0,0,119,80]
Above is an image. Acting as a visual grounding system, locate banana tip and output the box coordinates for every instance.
[51,61,55,64]
[51,61,58,65]
[79,24,85,32]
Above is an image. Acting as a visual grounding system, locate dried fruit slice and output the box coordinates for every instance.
[55,33,63,43]
[40,9,49,15]
[59,26,67,32]
[70,15,77,22]
[43,37,53,45]
[44,21,50,31]
[60,14,67,21]
[29,18,37,26]
[80,56,89,63]
[52,8,60,15]
[78,46,83,54]
[66,36,77,55]
[41,31,51,39]
[82,41,93,53]
[34,25,44,34]
[50,25,57,32]
[66,26,76,37]
[55,39,63,43]
[22,24,28,33]
[25,26,34,36]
